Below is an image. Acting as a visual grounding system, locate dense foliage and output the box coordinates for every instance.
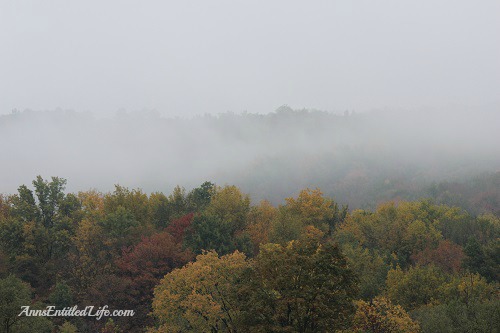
[0,177,498,332]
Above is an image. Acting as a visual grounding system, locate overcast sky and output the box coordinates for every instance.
[1,0,499,117]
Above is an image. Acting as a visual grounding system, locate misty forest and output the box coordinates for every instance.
[2,1,500,332]
[0,108,499,333]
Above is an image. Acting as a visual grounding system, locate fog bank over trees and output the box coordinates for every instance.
[2,106,499,212]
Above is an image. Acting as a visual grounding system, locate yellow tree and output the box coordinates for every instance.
[78,190,105,221]
[284,188,334,231]
[67,218,112,299]
[245,200,277,253]
[150,251,249,333]
[347,297,420,333]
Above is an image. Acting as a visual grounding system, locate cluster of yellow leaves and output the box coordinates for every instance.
[69,218,112,296]
[246,200,277,252]
[78,190,105,220]
[151,251,248,333]
[345,297,420,333]
[285,188,333,229]
[69,192,112,296]
[265,188,337,244]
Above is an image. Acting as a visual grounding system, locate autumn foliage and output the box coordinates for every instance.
[0,177,498,333]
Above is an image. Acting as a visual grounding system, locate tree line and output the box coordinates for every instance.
[0,176,498,332]
[1,108,499,215]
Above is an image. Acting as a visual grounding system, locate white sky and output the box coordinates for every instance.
[1,0,499,116]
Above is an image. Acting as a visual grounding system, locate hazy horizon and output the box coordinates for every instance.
[1,107,499,213]
[2,0,499,208]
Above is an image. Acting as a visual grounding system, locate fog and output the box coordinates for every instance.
[1,107,499,211]
[1,1,499,209]
[1,1,499,116]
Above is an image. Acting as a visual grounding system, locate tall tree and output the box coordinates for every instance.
[6,177,76,291]
[242,227,358,333]
[187,181,215,211]
[245,200,277,254]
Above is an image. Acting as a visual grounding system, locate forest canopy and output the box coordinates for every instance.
[0,176,498,332]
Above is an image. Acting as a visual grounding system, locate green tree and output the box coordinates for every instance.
[413,299,500,333]
[204,185,250,232]
[336,201,444,268]
[148,192,170,229]
[463,237,499,281]
[386,265,448,311]
[327,201,348,236]
[5,177,76,291]
[242,227,358,333]
[187,181,215,211]
[10,185,39,223]
[341,243,389,300]
[0,275,31,333]
[268,207,304,244]
[167,186,189,219]
[0,218,23,261]
[185,214,252,256]
[99,206,139,253]
[49,281,73,310]
[413,272,500,333]
[103,185,150,225]
[32,176,67,228]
